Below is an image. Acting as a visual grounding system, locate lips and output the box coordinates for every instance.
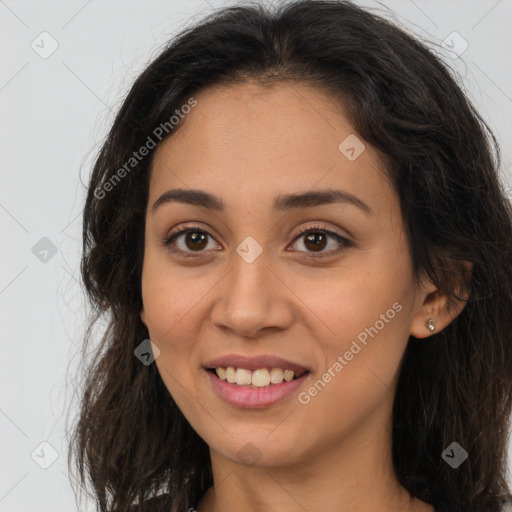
[206,369,310,408]
[204,353,312,408]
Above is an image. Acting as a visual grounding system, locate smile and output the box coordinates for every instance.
[205,366,311,408]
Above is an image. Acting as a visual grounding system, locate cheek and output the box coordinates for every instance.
[296,257,410,349]
[295,251,413,405]
[141,248,212,342]
[140,252,226,403]
[141,257,196,376]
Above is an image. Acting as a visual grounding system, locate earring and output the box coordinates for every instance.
[425,318,436,332]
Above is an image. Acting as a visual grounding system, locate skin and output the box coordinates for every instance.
[140,81,466,512]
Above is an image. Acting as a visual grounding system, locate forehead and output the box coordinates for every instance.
[149,81,395,216]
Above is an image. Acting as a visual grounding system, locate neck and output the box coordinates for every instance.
[196,403,434,512]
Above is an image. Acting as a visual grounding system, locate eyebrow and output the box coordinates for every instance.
[151,188,373,215]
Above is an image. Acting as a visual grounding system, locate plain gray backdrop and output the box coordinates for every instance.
[1,1,511,510]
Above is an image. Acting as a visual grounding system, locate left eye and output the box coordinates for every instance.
[290,227,350,257]
[163,225,350,258]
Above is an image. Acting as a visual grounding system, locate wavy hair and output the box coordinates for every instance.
[68,1,512,511]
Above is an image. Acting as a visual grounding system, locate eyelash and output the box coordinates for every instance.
[162,223,352,259]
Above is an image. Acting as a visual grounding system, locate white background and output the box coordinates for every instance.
[1,1,511,510]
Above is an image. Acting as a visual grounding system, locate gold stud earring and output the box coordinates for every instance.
[425,318,436,332]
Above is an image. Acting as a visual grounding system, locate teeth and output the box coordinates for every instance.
[269,368,284,384]
[251,369,270,387]
[283,369,294,382]
[213,366,305,387]
[236,368,252,386]
[225,366,236,383]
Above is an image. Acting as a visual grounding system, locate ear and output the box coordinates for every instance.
[410,261,472,338]
[140,307,147,327]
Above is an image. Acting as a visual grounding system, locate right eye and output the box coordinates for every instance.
[162,225,221,257]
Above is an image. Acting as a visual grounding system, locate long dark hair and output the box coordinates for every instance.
[68,1,512,511]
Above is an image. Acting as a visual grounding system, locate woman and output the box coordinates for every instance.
[68,1,512,511]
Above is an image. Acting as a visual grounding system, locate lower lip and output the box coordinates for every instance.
[206,370,310,408]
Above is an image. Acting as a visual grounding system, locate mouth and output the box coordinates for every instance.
[205,366,309,387]
[205,366,311,409]
[203,355,312,408]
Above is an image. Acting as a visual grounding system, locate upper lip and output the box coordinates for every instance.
[205,354,311,374]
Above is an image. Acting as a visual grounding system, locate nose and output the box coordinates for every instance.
[210,249,294,339]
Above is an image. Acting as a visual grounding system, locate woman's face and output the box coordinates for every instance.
[140,81,428,468]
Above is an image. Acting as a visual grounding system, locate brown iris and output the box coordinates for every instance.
[185,231,208,251]
[303,232,327,252]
